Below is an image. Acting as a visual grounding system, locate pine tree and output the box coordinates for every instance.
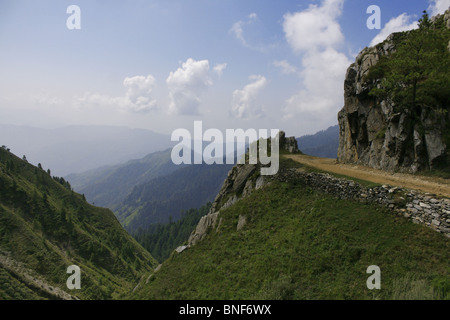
[369,11,450,118]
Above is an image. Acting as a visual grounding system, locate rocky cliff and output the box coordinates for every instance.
[337,9,450,173]
[187,131,299,246]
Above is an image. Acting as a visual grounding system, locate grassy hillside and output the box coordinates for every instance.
[0,147,158,300]
[131,159,449,300]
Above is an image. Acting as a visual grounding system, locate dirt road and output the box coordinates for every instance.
[284,154,450,198]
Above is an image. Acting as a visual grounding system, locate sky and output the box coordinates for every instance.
[0,0,449,138]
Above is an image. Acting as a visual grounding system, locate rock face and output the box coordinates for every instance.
[187,163,271,246]
[187,131,298,246]
[279,131,300,154]
[188,211,221,245]
[337,9,450,173]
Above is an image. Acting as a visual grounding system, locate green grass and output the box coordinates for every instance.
[279,156,304,169]
[0,148,158,300]
[0,267,47,300]
[131,178,449,300]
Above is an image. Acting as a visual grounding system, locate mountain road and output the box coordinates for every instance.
[284,154,450,198]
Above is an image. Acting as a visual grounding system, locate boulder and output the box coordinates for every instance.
[188,211,220,246]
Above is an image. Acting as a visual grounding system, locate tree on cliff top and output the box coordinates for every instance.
[369,11,450,118]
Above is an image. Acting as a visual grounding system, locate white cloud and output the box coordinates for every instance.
[75,74,157,114]
[32,91,65,108]
[281,0,351,130]
[369,13,419,47]
[166,58,212,115]
[273,60,299,75]
[283,0,344,53]
[75,92,120,114]
[121,75,157,113]
[213,63,227,77]
[230,13,264,51]
[248,13,258,21]
[231,20,246,45]
[285,48,350,114]
[428,0,450,16]
[231,75,267,119]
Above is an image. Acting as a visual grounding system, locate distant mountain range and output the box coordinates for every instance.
[66,148,182,208]
[297,125,339,158]
[0,124,172,176]
[0,123,339,178]
[66,147,233,232]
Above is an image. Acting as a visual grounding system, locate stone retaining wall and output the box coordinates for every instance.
[277,168,450,237]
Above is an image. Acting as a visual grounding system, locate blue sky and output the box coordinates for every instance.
[0,0,449,137]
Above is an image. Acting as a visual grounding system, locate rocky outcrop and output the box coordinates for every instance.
[337,9,450,173]
[187,163,274,246]
[188,211,221,245]
[279,131,300,154]
[187,131,298,247]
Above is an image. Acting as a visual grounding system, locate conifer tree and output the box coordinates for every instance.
[370,11,450,118]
